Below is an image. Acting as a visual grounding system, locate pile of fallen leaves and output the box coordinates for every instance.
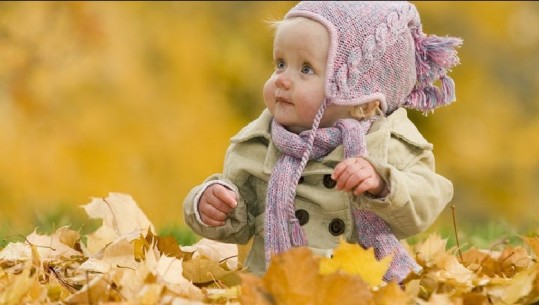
[1,193,538,304]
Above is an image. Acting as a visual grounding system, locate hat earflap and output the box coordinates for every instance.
[405,27,463,114]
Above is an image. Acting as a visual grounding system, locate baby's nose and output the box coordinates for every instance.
[275,72,291,89]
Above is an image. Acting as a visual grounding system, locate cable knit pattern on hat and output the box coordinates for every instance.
[285,1,462,115]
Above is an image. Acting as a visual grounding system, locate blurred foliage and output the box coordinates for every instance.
[0,2,538,239]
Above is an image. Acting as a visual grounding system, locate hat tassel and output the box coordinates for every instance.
[406,29,463,113]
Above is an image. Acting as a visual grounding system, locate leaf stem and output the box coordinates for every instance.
[452,203,463,262]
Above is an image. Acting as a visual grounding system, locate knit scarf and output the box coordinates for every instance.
[265,118,421,282]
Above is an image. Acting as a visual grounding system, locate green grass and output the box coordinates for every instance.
[407,218,539,252]
[158,224,199,246]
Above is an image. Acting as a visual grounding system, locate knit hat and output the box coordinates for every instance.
[285,1,463,115]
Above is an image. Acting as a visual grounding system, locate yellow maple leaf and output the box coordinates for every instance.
[319,239,392,287]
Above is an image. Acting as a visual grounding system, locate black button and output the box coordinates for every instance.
[295,209,309,226]
[298,176,304,184]
[323,174,336,188]
[329,219,345,236]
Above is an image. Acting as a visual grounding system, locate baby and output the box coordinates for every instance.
[184,1,461,282]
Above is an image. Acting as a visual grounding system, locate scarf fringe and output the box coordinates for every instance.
[353,209,421,282]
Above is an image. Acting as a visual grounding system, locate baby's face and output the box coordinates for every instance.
[263,18,350,133]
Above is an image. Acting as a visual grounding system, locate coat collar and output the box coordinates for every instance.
[230,108,431,176]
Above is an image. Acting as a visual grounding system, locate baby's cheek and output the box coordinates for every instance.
[262,78,276,107]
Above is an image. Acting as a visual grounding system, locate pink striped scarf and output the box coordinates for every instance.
[264,117,420,282]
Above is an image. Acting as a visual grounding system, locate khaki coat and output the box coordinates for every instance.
[183,108,453,274]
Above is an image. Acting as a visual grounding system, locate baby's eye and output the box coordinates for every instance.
[275,59,286,70]
[301,64,314,74]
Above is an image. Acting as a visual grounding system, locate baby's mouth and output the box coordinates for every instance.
[276,96,292,105]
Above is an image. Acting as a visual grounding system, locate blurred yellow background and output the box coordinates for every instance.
[1,2,538,238]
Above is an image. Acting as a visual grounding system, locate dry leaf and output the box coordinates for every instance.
[3,194,539,305]
[155,255,188,285]
[414,233,448,268]
[82,192,155,255]
[239,246,373,305]
[100,237,141,271]
[373,281,413,305]
[182,238,238,270]
[315,272,372,305]
[264,247,320,305]
[65,274,113,304]
[0,242,32,261]
[462,292,489,305]
[433,254,476,287]
[239,273,273,305]
[417,293,455,305]
[0,267,35,305]
[182,256,233,284]
[319,239,391,287]
[26,227,82,260]
[487,266,537,305]
[523,236,539,257]
[136,283,163,305]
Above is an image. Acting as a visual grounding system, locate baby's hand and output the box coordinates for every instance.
[198,184,238,226]
[332,157,388,197]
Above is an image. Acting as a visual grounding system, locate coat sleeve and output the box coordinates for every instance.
[183,142,258,245]
[357,114,453,239]
[361,148,453,239]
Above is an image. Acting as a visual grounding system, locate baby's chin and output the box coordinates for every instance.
[283,124,310,134]
[274,121,311,134]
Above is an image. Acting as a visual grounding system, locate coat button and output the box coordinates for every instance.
[323,174,336,188]
[329,219,345,236]
[295,209,309,226]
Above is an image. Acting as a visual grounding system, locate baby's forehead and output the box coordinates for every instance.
[274,16,325,34]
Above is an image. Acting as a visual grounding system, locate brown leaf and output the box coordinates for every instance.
[239,273,274,305]
[242,246,374,305]
[498,246,533,276]
[264,247,320,305]
[182,256,233,284]
[133,235,150,262]
[157,235,191,260]
[373,282,413,305]
[462,292,489,305]
[315,272,372,305]
[182,238,238,270]
[523,236,539,257]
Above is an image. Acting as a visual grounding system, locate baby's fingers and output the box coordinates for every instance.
[199,202,228,226]
[352,177,377,196]
[332,158,359,180]
[212,185,238,210]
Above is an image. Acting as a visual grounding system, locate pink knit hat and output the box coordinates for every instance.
[285,1,462,115]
